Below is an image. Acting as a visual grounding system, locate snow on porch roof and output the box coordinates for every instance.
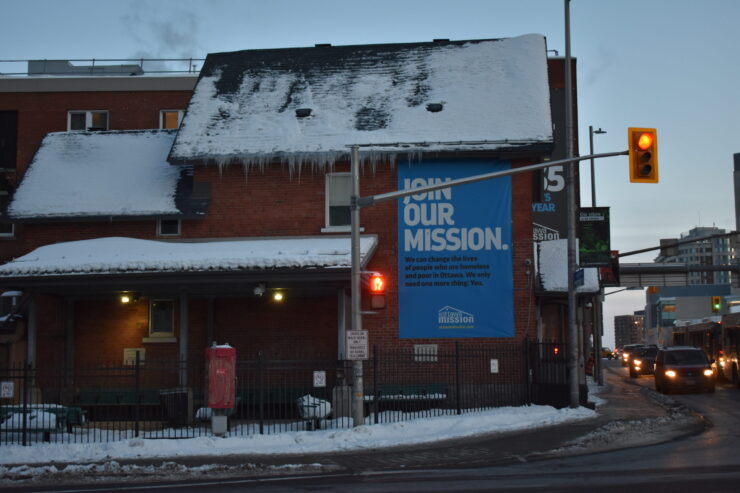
[169,34,553,168]
[0,236,378,278]
[9,130,182,220]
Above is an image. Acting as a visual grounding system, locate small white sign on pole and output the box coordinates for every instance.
[1,381,13,398]
[313,370,327,388]
[490,359,499,374]
[346,330,369,360]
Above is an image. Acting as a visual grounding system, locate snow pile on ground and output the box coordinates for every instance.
[0,404,595,469]
[0,460,336,483]
[554,377,701,455]
[587,376,608,407]
[558,411,699,454]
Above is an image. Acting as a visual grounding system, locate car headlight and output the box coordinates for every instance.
[703,369,713,377]
[633,359,642,366]
[665,370,677,378]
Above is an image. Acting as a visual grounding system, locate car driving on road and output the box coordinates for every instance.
[629,345,658,378]
[621,344,644,367]
[654,346,716,394]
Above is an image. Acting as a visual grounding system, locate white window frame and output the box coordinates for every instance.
[157,218,181,237]
[322,172,355,233]
[0,223,14,238]
[159,109,185,129]
[67,110,109,131]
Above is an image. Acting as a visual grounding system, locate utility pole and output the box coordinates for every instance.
[564,0,580,409]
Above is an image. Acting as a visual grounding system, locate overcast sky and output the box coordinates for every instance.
[3,0,739,347]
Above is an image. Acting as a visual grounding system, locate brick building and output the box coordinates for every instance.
[0,35,578,394]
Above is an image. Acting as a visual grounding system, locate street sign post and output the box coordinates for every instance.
[346,330,369,361]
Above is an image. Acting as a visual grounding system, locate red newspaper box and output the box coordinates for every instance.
[206,344,236,409]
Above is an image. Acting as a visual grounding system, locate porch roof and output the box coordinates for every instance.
[0,236,377,280]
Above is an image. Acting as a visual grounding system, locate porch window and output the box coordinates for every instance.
[149,299,174,337]
[323,172,351,231]
[68,110,109,131]
[157,219,181,236]
[160,110,184,129]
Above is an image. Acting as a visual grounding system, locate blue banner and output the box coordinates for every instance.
[397,160,513,338]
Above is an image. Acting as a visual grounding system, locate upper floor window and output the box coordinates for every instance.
[324,173,351,231]
[0,189,13,238]
[160,110,184,129]
[68,110,108,131]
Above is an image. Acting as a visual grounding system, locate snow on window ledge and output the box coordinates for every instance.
[320,226,363,234]
[142,337,177,344]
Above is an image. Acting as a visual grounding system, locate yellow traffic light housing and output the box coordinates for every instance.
[628,127,658,183]
[711,296,722,313]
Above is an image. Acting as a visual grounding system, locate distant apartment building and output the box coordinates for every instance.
[655,226,734,285]
[614,312,644,348]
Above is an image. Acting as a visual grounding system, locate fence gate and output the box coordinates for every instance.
[526,340,571,408]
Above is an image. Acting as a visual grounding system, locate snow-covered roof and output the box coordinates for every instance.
[169,34,553,168]
[0,236,378,277]
[9,130,182,219]
[537,239,600,293]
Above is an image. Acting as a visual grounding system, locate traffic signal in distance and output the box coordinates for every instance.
[363,272,387,309]
[711,296,722,313]
[628,127,658,183]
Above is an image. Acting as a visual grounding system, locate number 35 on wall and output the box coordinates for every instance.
[543,166,565,192]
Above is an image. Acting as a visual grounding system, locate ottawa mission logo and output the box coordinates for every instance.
[438,306,475,329]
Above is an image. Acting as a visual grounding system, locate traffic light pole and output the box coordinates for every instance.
[350,145,365,427]
[350,147,628,422]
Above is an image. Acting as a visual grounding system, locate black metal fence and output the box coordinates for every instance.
[0,341,570,446]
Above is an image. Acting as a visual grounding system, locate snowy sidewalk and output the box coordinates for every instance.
[0,404,595,466]
[0,371,703,484]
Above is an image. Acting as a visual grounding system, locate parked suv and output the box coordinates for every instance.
[629,345,658,378]
[654,346,716,394]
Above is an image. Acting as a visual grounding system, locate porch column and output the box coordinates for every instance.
[206,297,215,345]
[26,295,37,368]
[337,288,350,360]
[179,291,189,386]
[65,299,75,386]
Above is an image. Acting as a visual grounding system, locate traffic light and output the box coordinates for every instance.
[711,296,722,313]
[362,271,387,309]
[628,127,658,183]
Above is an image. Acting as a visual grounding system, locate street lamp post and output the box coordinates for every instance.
[588,125,606,385]
[588,126,607,207]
